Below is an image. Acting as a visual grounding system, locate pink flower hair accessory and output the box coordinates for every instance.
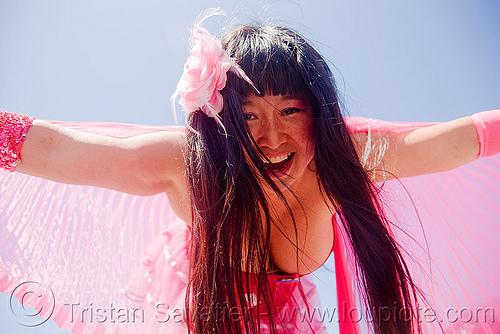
[171,8,257,129]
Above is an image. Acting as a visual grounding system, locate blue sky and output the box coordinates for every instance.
[0,1,499,333]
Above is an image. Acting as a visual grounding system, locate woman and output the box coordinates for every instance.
[1,12,499,334]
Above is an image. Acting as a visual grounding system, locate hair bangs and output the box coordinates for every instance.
[223,26,310,100]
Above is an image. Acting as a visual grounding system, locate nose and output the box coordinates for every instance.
[256,117,287,150]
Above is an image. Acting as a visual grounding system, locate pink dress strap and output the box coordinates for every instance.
[333,216,361,333]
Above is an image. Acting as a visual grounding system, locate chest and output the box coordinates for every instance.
[167,174,336,275]
[267,189,335,275]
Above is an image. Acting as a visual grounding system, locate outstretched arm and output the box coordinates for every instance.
[10,118,186,196]
[349,110,499,181]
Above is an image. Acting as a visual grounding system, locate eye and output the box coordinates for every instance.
[244,113,257,120]
[281,107,306,116]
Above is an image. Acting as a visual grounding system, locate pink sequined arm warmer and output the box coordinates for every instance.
[471,109,500,158]
[0,110,35,172]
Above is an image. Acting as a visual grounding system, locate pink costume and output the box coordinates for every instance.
[0,117,499,333]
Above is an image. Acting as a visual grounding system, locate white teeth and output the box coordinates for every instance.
[262,153,292,164]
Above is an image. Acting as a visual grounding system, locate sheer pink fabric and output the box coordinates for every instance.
[0,121,326,333]
[0,118,498,333]
[121,220,327,333]
[343,117,500,333]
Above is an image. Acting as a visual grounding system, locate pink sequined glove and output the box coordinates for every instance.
[471,109,500,158]
[0,110,35,172]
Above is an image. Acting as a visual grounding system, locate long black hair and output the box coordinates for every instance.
[185,24,421,333]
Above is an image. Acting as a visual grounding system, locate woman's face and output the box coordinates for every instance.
[242,94,315,187]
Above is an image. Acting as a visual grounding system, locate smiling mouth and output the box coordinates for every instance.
[262,153,294,173]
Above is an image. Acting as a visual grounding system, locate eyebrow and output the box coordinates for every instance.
[241,95,304,106]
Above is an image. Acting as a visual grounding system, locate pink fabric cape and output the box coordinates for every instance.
[0,118,499,333]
